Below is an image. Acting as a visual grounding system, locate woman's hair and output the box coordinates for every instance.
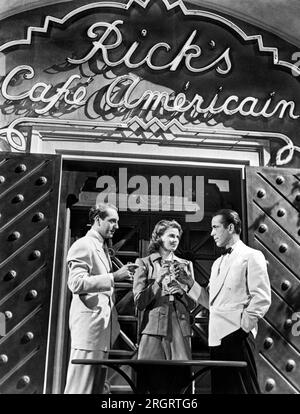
[148,219,183,254]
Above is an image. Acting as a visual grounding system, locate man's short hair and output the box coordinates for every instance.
[213,209,242,235]
[89,202,118,224]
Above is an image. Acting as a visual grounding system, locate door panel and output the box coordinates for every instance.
[1,268,48,334]
[0,196,54,263]
[256,243,300,306]
[264,291,299,349]
[0,233,49,300]
[0,153,61,394]
[0,310,46,379]
[257,319,300,391]
[257,355,298,394]
[0,351,46,394]
[248,171,300,239]
[246,166,300,394]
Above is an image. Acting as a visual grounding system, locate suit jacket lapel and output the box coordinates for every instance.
[148,253,159,279]
[87,230,111,273]
[96,246,111,272]
[209,257,223,303]
[209,243,242,305]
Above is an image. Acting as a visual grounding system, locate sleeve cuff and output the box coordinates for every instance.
[153,280,162,292]
[188,281,202,303]
[187,280,195,292]
[109,272,115,287]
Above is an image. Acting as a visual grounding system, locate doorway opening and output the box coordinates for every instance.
[59,158,244,393]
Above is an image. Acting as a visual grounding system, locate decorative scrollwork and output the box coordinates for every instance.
[0,125,26,151]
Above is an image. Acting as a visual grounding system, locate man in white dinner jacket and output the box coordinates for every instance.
[64,203,134,394]
[181,209,271,394]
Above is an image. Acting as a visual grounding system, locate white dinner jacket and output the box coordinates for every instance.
[189,240,271,346]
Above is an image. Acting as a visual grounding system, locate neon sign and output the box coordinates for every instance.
[0,0,300,165]
[2,59,298,121]
[2,66,87,115]
[105,73,299,120]
[68,20,232,74]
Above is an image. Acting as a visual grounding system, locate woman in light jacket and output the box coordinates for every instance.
[133,220,198,392]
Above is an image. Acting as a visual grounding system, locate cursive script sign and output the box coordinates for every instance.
[1,65,87,115]
[68,20,232,74]
[1,0,300,165]
[2,66,298,121]
[106,74,299,120]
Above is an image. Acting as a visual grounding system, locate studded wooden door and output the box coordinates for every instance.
[246,166,300,394]
[0,152,61,394]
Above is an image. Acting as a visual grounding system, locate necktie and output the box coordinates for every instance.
[103,243,113,271]
[222,247,232,255]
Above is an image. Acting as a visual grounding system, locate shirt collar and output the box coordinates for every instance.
[150,252,161,262]
[150,252,182,263]
[230,239,242,252]
[88,228,105,245]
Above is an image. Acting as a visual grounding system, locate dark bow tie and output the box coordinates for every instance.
[222,247,233,255]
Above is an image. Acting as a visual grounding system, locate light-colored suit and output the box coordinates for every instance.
[189,240,271,346]
[67,228,119,351]
[64,229,119,394]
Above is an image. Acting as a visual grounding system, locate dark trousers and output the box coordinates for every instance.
[210,328,261,394]
[137,303,191,393]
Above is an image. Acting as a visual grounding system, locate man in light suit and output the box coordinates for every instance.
[181,209,271,394]
[64,203,135,394]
